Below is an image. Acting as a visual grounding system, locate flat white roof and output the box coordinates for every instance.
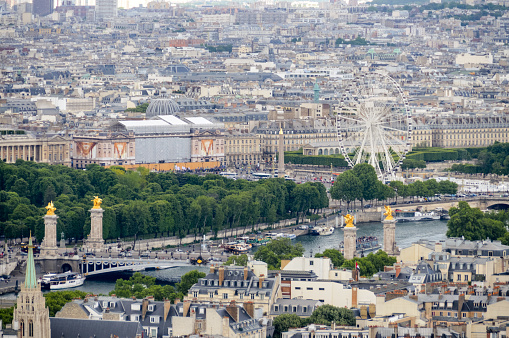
[185,117,213,125]
[158,115,188,125]
[120,120,169,127]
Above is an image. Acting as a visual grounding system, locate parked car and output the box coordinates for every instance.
[140,251,150,258]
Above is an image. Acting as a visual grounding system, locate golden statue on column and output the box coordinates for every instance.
[45,202,56,216]
[384,205,394,221]
[344,214,355,227]
[92,196,102,209]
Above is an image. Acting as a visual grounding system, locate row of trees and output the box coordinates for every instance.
[0,161,328,241]
[446,201,509,245]
[330,164,458,207]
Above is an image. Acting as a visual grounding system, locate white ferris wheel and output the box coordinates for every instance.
[336,73,412,181]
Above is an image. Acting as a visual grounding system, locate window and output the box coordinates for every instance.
[209,292,214,298]
[222,293,228,299]
[309,260,314,266]
[457,275,461,281]
[464,275,468,281]
[193,291,198,297]
[462,313,466,318]
[295,287,301,290]
[274,306,279,312]
[319,288,325,291]
[303,307,307,313]
[28,320,33,337]
[307,287,313,290]
[250,294,255,300]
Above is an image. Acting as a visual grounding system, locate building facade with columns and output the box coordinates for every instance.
[0,132,71,166]
[72,132,135,169]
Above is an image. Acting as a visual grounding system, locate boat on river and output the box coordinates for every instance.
[395,211,440,222]
[40,272,85,290]
[310,226,335,236]
[223,242,252,254]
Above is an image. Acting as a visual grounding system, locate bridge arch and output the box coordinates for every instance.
[487,203,509,210]
[61,263,73,273]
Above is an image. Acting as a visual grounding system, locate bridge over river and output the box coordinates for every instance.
[32,257,200,276]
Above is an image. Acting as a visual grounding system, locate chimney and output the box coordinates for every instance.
[226,300,239,322]
[211,265,216,274]
[142,298,149,320]
[259,276,265,289]
[244,267,248,281]
[395,263,402,278]
[105,307,110,313]
[219,266,225,286]
[163,299,172,322]
[352,287,358,308]
[243,301,255,318]
[183,300,191,317]
[457,294,465,319]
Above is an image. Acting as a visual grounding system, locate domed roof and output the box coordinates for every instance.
[146,97,180,117]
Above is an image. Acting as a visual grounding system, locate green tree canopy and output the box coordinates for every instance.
[253,238,305,269]
[315,249,344,268]
[273,314,304,338]
[44,290,89,316]
[447,201,508,241]
[223,254,249,266]
[308,304,356,326]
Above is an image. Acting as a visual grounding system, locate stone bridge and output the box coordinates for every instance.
[393,197,509,212]
[33,257,196,276]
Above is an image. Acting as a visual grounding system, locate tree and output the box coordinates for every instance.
[176,270,206,295]
[224,254,249,266]
[447,201,507,241]
[308,304,355,326]
[273,314,304,338]
[254,238,304,269]
[315,249,344,268]
[352,164,378,204]
[109,272,184,302]
[0,307,13,328]
[330,170,363,208]
[44,290,89,316]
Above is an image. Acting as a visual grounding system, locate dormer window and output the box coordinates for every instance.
[148,304,154,311]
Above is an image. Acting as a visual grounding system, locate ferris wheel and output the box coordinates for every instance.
[336,73,412,181]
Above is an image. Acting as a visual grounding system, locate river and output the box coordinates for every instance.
[0,220,448,299]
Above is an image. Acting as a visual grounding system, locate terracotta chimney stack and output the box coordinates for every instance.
[258,276,265,289]
[210,265,215,274]
[244,267,248,280]
[219,266,225,286]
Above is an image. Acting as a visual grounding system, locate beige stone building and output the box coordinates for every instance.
[72,132,135,169]
[224,132,263,167]
[186,264,280,315]
[0,132,71,166]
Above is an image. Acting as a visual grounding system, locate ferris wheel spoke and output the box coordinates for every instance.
[339,114,368,125]
[378,124,408,133]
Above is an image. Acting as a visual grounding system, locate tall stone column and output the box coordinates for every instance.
[41,202,58,257]
[382,206,398,256]
[342,214,357,261]
[383,219,397,255]
[84,196,105,252]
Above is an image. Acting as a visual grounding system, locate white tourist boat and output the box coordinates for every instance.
[40,272,85,290]
[311,226,335,236]
[395,211,441,222]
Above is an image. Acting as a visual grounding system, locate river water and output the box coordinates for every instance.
[0,220,448,298]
